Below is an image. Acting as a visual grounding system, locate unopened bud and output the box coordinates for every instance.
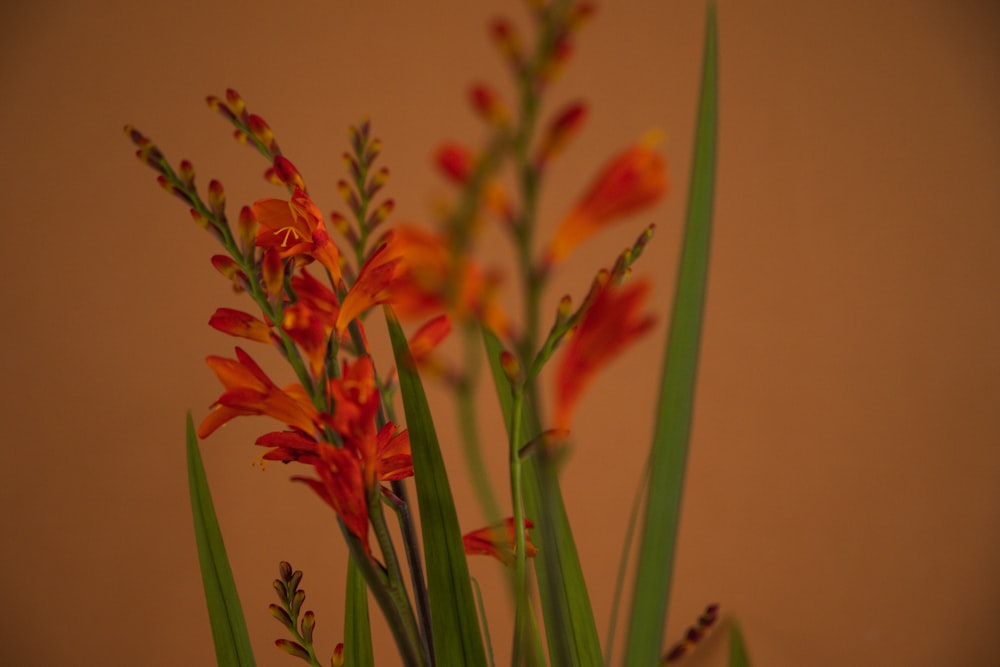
[189,208,209,230]
[268,604,294,631]
[275,639,309,660]
[490,18,524,70]
[206,95,236,122]
[337,179,360,215]
[536,101,587,166]
[557,294,573,320]
[156,175,192,205]
[499,350,521,384]
[238,205,257,250]
[364,138,382,166]
[470,83,509,126]
[366,199,395,230]
[272,156,305,190]
[207,179,225,216]
[300,610,316,643]
[262,247,284,298]
[224,88,246,118]
[178,160,195,188]
[366,167,390,198]
[247,114,274,150]
[435,144,472,184]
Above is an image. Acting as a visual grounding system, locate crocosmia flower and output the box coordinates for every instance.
[253,187,342,284]
[544,140,667,267]
[293,443,370,553]
[462,518,538,567]
[198,347,320,438]
[553,279,655,432]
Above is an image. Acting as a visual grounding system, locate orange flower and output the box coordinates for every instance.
[335,233,404,335]
[326,356,415,487]
[553,279,655,432]
[198,347,320,438]
[282,269,342,379]
[253,187,342,284]
[293,443,370,553]
[462,518,538,567]
[544,141,667,267]
[385,225,512,337]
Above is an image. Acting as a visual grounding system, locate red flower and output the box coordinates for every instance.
[253,187,342,284]
[544,141,667,267]
[462,518,538,567]
[553,279,655,432]
[294,443,370,553]
[197,347,320,439]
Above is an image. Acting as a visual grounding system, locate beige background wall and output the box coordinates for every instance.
[2,1,998,665]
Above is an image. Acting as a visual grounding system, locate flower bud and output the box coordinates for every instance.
[470,83,509,126]
[366,199,395,230]
[207,179,225,217]
[275,639,309,659]
[224,88,246,119]
[156,175,192,205]
[178,160,196,189]
[247,114,275,151]
[300,610,316,643]
[238,205,258,251]
[499,350,521,384]
[272,156,305,190]
[268,604,294,630]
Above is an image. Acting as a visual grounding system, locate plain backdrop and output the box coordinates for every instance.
[2,2,998,666]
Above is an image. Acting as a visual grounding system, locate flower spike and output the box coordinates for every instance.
[544,139,667,267]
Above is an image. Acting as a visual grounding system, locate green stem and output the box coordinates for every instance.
[458,321,503,523]
[508,385,530,665]
[339,521,427,667]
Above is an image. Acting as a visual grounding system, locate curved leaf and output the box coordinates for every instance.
[623,5,719,666]
[186,412,257,667]
[385,307,488,667]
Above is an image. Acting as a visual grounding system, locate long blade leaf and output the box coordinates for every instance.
[385,307,488,667]
[186,412,257,667]
[623,5,718,665]
[729,621,752,667]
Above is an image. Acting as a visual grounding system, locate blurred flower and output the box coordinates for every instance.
[553,279,655,432]
[544,140,667,267]
[462,518,538,567]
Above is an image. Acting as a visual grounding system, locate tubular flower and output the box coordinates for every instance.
[253,187,342,284]
[335,233,404,335]
[282,269,342,379]
[198,347,320,439]
[327,356,386,487]
[543,140,667,267]
[462,518,538,567]
[373,423,413,482]
[379,224,512,337]
[553,279,655,432]
[293,443,370,553]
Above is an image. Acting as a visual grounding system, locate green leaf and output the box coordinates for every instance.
[186,412,257,667]
[385,307,488,667]
[344,554,374,667]
[482,329,603,667]
[729,621,752,667]
[623,5,718,666]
